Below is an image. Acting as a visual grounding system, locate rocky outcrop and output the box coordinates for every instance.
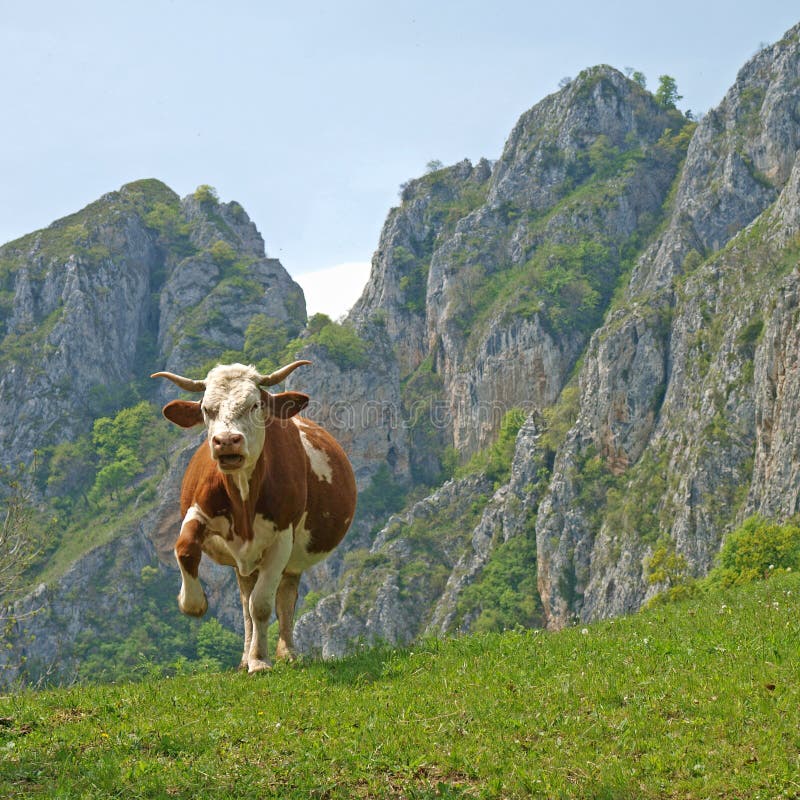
[0,180,306,469]
[0,181,310,683]
[351,68,686,461]
[536,23,800,628]
[302,23,800,646]
[749,269,800,517]
[426,413,546,634]
[5,23,800,682]
[0,193,161,463]
[293,474,493,657]
[0,509,158,684]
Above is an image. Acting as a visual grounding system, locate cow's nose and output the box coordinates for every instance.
[212,433,243,449]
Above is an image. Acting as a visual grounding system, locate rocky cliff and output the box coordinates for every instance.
[4,22,800,683]
[297,23,800,647]
[0,181,306,469]
[0,181,308,682]
[536,24,800,628]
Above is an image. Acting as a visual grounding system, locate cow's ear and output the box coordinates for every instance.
[264,390,309,419]
[163,400,204,428]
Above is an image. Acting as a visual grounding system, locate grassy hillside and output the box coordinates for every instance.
[1,574,798,799]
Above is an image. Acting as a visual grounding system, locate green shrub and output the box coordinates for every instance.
[540,383,580,458]
[307,312,332,335]
[458,408,527,488]
[86,401,175,503]
[358,463,408,519]
[242,314,290,372]
[196,618,242,668]
[143,201,192,256]
[209,239,237,267]
[736,316,764,353]
[707,515,800,587]
[457,516,543,633]
[402,355,449,485]
[193,184,219,205]
[286,318,367,370]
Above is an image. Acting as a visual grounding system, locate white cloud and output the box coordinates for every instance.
[294,261,371,321]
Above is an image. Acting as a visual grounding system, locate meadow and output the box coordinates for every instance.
[1,573,798,799]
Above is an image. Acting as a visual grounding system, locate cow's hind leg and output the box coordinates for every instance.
[236,571,256,671]
[275,571,301,662]
[247,528,293,673]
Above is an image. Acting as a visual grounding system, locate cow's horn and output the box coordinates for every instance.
[150,371,207,392]
[257,360,312,386]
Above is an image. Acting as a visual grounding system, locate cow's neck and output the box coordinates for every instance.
[222,453,266,542]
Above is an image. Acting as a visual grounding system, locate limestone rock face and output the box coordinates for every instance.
[536,24,800,629]
[351,67,684,462]
[304,24,800,647]
[6,23,800,681]
[0,202,160,464]
[0,181,309,683]
[287,325,410,490]
[749,269,800,517]
[0,180,306,469]
[293,474,493,657]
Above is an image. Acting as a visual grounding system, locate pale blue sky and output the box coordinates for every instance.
[1,2,798,314]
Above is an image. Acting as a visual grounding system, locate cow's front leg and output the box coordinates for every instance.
[175,517,208,617]
[235,571,256,671]
[275,571,301,662]
[247,528,293,673]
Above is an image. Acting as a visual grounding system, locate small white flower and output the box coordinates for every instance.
[581,628,589,635]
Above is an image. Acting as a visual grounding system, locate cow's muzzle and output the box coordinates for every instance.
[211,433,246,471]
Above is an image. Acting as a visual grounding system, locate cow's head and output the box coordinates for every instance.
[152,361,310,473]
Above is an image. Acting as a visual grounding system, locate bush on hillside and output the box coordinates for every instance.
[457,408,528,488]
[707,515,800,587]
[650,514,800,607]
[285,316,368,370]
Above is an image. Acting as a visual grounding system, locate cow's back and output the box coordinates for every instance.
[293,416,356,555]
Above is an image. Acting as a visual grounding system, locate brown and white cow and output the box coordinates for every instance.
[152,360,356,672]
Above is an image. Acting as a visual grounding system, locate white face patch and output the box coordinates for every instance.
[200,364,266,479]
[299,430,334,483]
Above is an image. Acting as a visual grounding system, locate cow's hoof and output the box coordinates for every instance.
[178,592,208,617]
[275,643,296,662]
[248,659,272,674]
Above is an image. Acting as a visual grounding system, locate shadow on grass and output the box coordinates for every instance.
[310,642,416,687]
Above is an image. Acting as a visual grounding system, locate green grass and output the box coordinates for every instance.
[2,574,799,798]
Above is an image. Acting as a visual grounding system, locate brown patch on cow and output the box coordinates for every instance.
[252,419,308,532]
[293,417,357,554]
[175,518,206,578]
[179,416,311,541]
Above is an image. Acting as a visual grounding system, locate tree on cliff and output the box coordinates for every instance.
[655,74,682,109]
[0,465,43,624]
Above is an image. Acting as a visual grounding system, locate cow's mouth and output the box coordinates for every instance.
[217,454,246,470]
